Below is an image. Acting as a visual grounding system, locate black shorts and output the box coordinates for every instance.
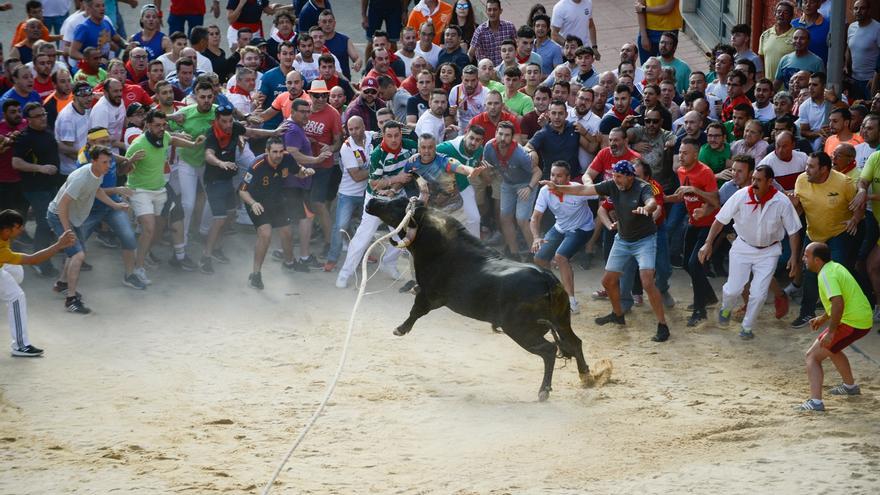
[205,179,236,217]
[247,195,290,228]
[282,187,307,221]
[308,167,342,204]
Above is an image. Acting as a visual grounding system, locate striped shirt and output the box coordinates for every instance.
[367,138,418,196]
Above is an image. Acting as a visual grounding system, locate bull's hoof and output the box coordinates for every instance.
[538,388,550,402]
[491,324,503,334]
[393,326,410,336]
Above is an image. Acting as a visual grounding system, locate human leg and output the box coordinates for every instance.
[253,224,272,273]
[1,266,29,351]
[741,251,778,331]
[328,193,363,263]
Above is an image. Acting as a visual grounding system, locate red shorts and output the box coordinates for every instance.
[819,323,870,354]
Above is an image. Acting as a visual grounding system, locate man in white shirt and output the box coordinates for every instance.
[759,131,809,192]
[855,114,880,170]
[567,86,602,173]
[448,64,487,136]
[88,78,127,153]
[414,21,442,69]
[551,0,598,59]
[415,89,452,140]
[797,72,831,151]
[698,164,802,340]
[752,78,776,123]
[395,27,419,77]
[55,82,93,175]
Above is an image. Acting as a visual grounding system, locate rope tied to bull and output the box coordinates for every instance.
[260,198,418,495]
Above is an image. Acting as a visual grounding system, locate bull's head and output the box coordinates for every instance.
[366,196,423,248]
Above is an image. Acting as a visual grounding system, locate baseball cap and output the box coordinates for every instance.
[360,77,378,91]
[126,102,146,117]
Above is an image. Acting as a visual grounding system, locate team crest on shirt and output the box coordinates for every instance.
[282,168,289,178]
[244,172,253,183]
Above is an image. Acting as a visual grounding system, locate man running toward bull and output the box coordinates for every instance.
[541,160,670,342]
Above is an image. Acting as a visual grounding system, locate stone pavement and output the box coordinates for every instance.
[486,0,710,75]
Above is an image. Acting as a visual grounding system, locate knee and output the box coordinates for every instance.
[602,272,619,288]
[553,254,569,267]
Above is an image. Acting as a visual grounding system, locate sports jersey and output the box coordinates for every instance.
[240,153,300,203]
[367,139,418,196]
[818,261,873,330]
[0,238,23,268]
[795,170,857,243]
[535,185,595,233]
[404,154,464,213]
[168,104,216,167]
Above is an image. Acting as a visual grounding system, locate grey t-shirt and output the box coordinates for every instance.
[482,140,534,185]
[628,125,675,190]
[594,178,657,242]
[48,165,103,227]
[847,19,880,81]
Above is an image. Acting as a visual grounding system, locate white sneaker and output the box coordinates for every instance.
[379,262,401,280]
[783,283,801,298]
[570,301,581,315]
[134,267,152,285]
[335,273,350,289]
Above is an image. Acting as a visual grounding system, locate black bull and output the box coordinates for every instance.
[366,197,602,401]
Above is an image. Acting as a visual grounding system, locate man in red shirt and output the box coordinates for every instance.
[468,90,520,141]
[587,127,641,184]
[721,70,751,122]
[666,137,720,326]
[365,48,401,88]
[0,101,29,220]
[32,54,55,100]
[301,80,343,261]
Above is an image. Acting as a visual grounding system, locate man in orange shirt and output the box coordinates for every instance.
[823,108,863,155]
[12,1,61,46]
[407,0,453,45]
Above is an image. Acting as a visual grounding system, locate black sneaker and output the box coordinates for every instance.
[146,251,161,267]
[122,274,147,290]
[96,231,119,248]
[282,260,297,271]
[293,259,310,272]
[652,323,670,342]
[686,310,707,327]
[248,272,264,290]
[52,281,81,298]
[65,296,91,314]
[11,345,43,357]
[304,254,322,268]
[271,249,285,262]
[595,312,626,326]
[211,248,230,264]
[199,257,214,274]
[791,314,814,329]
[33,263,58,278]
[80,261,93,272]
[169,255,197,271]
[670,255,684,269]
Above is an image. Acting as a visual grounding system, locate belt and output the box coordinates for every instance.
[743,239,780,249]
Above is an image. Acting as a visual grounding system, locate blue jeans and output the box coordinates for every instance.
[328,193,364,263]
[637,29,666,64]
[168,14,204,37]
[80,204,138,251]
[800,231,855,318]
[22,190,55,267]
[620,223,672,311]
[43,15,67,35]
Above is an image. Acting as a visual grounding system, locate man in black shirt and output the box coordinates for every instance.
[11,102,64,277]
[201,105,287,274]
[542,159,671,342]
[239,137,314,289]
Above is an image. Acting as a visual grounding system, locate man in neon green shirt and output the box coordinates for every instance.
[501,66,534,117]
[798,242,872,412]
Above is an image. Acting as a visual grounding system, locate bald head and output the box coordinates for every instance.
[775,130,794,160]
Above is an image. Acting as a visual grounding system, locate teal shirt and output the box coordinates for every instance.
[437,136,484,191]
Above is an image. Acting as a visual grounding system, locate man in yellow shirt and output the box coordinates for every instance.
[790,151,864,329]
[0,209,75,358]
[635,0,683,64]
[758,1,796,87]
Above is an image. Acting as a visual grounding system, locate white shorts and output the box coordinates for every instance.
[130,188,168,217]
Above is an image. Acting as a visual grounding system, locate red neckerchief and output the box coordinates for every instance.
[229,85,250,97]
[211,120,233,149]
[551,181,569,202]
[320,46,331,54]
[515,52,530,64]
[323,74,339,89]
[612,107,633,121]
[491,139,516,168]
[381,139,401,158]
[837,160,857,176]
[125,61,146,83]
[745,186,778,212]
[277,31,295,42]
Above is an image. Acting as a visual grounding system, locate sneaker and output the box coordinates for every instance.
[739,327,755,340]
[199,257,214,274]
[33,263,58,278]
[335,273,350,289]
[248,272,264,290]
[398,280,418,293]
[96,231,119,248]
[292,259,310,272]
[632,294,644,306]
[169,255,197,271]
[322,261,337,272]
[652,323,670,342]
[718,308,731,327]
[594,312,626,326]
[133,267,152,286]
[211,248,230,264]
[65,296,91,314]
[687,310,707,327]
[271,249,285,262]
[122,274,147,290]
[146,251,161,268]
[686,294,718,311]
[790,314,814,329]
[52,280,68,294]
[304,254,322,268]
[591,289,608,300]
[795,399,825,411]
[828,384,861,396]
[80,261,93,272]
[670,255,684,269]
[661,291,676,308]
[774,295,789,319]
[570,300,581,315]
[379,262,401,279]
[11,345,43,357]
[783,283,802,299]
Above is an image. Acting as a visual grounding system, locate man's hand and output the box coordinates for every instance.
[193,135,207,146]
[116,187,134,198]
[128,149,146,163]
[843,217,859,236]
[221,161,237,171]
[697,243,712,264]
[301,167,316,178]
[273,120,292,135]
[786,191,800,208]
[786,256,800,279]
[692,206,709,221]
[809,315,825,332]
[850,189,867,211]
[632,206,651,216]
[168,113,185,124]
[675,185,695,195]
[57,229,77,248]
[632,142,651,153]
[41,164,58,175]
[716,168,734,181]
[467,165,488,178]
[247,114,264,126]
[537,111,549,128]
[250,202,264,215]
[362,15,370,30]
[112,201,130,211]
[352,58,363,72]
[539,179,557,190]
[530,237,546,253]
[622,114,638,129]
[517,186,532,201]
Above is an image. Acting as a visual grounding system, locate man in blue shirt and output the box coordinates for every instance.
[526,99,581,179]
[533,14,563,77]
[70,0,128,68]
[259,41,297,131]
[0,67,41,108]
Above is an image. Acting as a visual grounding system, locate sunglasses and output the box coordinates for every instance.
[311,93,329,99]
[362,89,377,95]
[644,118,660,123]
[216,104,234,114]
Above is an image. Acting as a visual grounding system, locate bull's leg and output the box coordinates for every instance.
[394,290,438,336]
[506,328,558,401]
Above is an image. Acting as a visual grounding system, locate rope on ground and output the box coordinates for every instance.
[260,202,415,495]
[850,343,880,368]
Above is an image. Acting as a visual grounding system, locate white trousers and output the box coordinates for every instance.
[339,195,403,279]
[170,160,205,246]
[1,265,28,350]
[460,186,480,238]
[720,238,781,330]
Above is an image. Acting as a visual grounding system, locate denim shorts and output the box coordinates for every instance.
[535,226,592,261]
[46,211,84,257]
[500,182,537,221]
[605,233,657,272]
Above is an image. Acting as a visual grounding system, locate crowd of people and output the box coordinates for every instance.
[0,0,878,411]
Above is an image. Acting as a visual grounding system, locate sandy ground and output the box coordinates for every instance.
[1,222,880,495]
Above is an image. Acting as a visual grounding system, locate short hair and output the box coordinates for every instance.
[733,103,755,118]
[89,144,113,161]
[26,1,42,12]
[793,27,811,40]
[292,98,310,113]
[609,127,627,138]
[564,34,583,47]
[382,120,404,133]
[618,61,635,73]
[175,57,195,72]
[1,99,20,112]
[660,31,679,48]
[503,66,522,78]
[643,83,660,95]
[169,31,188,43]
[810,151,832,170]
[707,122,726,134]
[775,114,797,132]
[773,91,794,103]
[755,164,775,179]
[148,59,164,71]
[727,69,747,86]
[735,58,756,76]
[418,133,436,143]
[534,86,552,98]
[11,65,31,80]
[376,107,393,118]
[486,0,502,7]
[756,78,774,89]
[430,88,448,98]
[236,27,253,38]
[22,102,42,118]
[500,39,516,48]
[377,75,395,89]
[863,113,880,127]
[532,13,551,27]
[462,64,478,76]
[680,137,701,148]
[194,81,214,93]
[810,72,827,85]
[189,26,208,46]
[266,136,285,149]
[487,89,503,101]
[614,84,632,95]
[445,25,462,38]
[0,209,25,230]
[468,124,486,137]
[777,1,795,15]
[731,23,751,36]
[516,25,535,39]
[550,160,571,173]
[574,46,595,58]
[830,107,852,121]
[318,53,335,66]
[278,40,296,53]
[811,242,832,263]
[548,98,567,110]
[274,12,294,25]
[690,70,707,81]
[145,108,167,123]
[731,154,756,171]
[552,80,570,92]
[236,66,256,79]
[318,9,334,19]
[50,68,71,85]
[496,121,515,133]
[154,80,172,93]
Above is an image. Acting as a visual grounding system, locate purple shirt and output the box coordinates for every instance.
[282,121,312,188]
